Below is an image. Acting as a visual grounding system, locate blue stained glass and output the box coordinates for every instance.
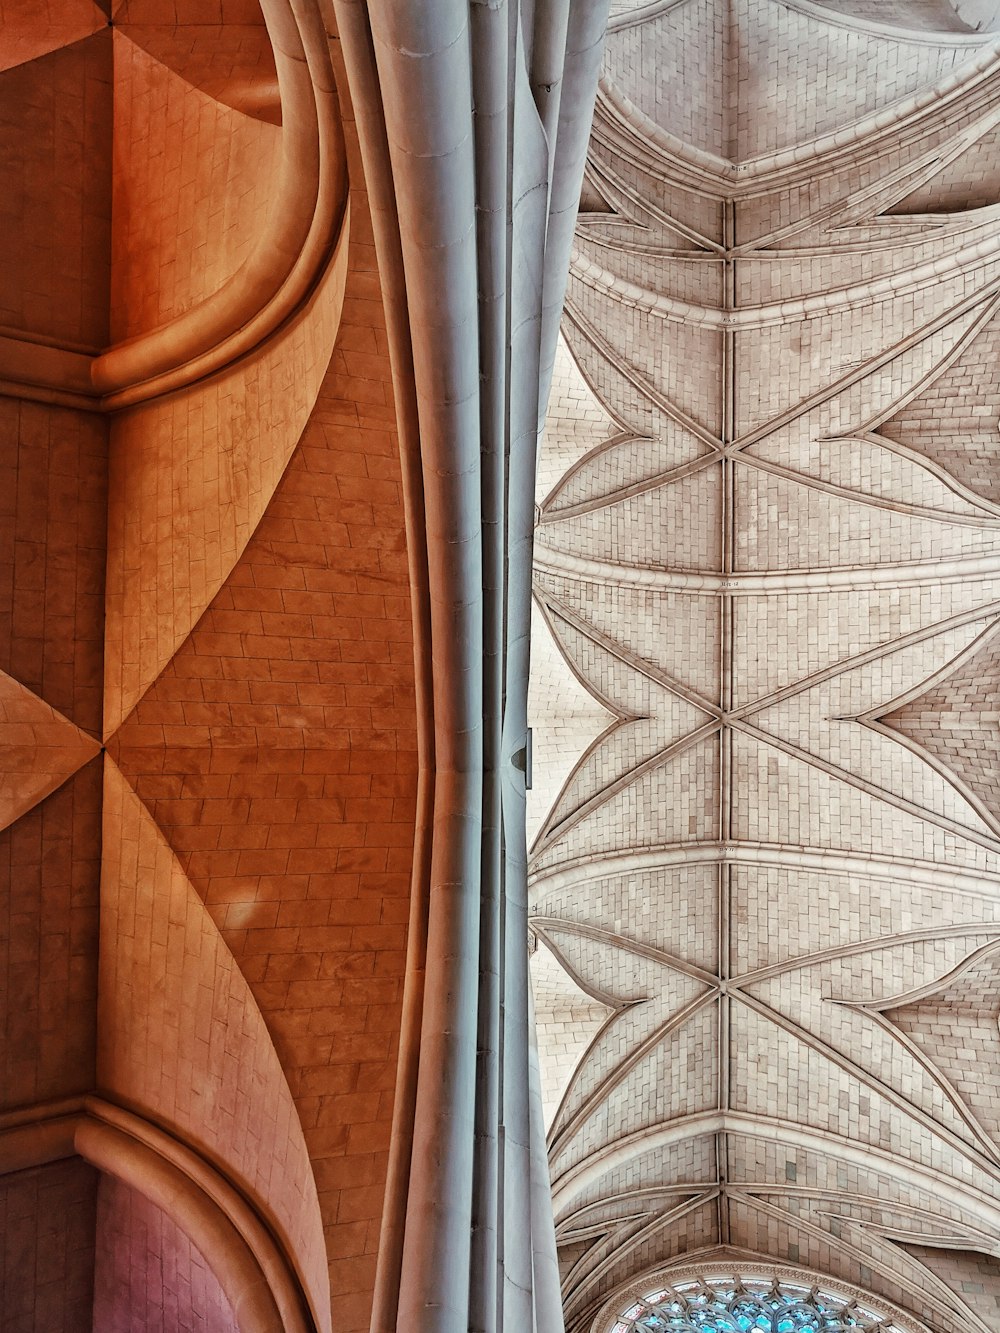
[613,1276,893,1333]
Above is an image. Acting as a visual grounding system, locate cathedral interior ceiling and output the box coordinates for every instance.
[11,0,1000,1329]
[0,5,412,1329]
[529,2,1000,1329]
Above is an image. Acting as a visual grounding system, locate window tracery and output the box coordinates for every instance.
[609,1276,899,1333]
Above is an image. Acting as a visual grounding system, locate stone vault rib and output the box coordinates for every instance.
[530,3,1000,1328]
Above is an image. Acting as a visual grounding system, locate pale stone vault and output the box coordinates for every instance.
[530,2,1000,1330]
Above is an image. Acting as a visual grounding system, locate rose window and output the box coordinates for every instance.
[609,1276,900,1333]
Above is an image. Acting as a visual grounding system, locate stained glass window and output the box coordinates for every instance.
[609,1275,898,1333]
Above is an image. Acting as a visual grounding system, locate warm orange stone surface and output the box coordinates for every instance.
[114,0,280,124]
[0,400,108,737]
[0,670,100,830]
[93,1173,238,1333]
[0,399,106,1126]
[102,238,346,735]
[110,187,417,1329]
[2,8,417,1329]
[0,0,106,75]
[112,0,269,29]
[0,758,102,1115]
[0,32,112,349]
[98,758,331,1332]
[0,1159,98,1331]
[109,30,281,342]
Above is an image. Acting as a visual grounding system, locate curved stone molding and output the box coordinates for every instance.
[91,0,348,408]
[106,32,282,344]
[594,1260,931,1333]
[868,942,1000,1154]
[536,542,1000,591]
[102,219,350,733]
[550,1112,1000,1225]
[597,31,1000,186]
[570,234,1000,327]
[0,332,96,410]
[0,1097,317,1333]
[114,7,281,124]
[785,0,986,42]
[98,757,331,1332]
[0,0,349,413]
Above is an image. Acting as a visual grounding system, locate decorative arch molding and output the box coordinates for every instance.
[529,842,1000,900]
[953,0,1000,29]
[559,1195,1000,1333]
[608,0,997,45]
[582,102,1000,258]
[593,1258,932,1333]
[569,236,1000,328]
[595,29,1000,186]
[780,0,989,44]
[0,0,350,411]
[535,541,1000,592]
[0,1096,319,1333]
[93,0,348,407]
[550,1114,1000,1231]
[606,0,689,35]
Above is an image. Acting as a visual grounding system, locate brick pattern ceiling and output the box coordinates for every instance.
[0,10,415,1329]
[528,3,1000,1330]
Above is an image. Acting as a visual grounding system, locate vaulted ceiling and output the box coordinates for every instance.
[528,3,1000,1329]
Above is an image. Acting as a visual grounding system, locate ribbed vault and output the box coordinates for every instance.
[529,3,1000,1329]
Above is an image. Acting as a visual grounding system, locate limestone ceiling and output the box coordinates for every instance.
[528,3,1000,1330]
